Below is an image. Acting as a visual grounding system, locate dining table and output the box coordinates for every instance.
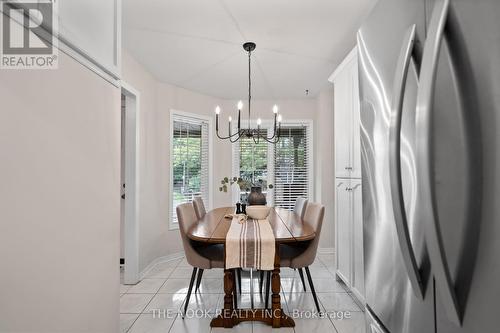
[187,206,316,328]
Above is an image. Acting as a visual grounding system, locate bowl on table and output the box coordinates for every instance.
[246,205,271,220]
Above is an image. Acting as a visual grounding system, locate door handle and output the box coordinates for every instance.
[416,0,462,325]
[389,24,425,300]
[351,183,361,191]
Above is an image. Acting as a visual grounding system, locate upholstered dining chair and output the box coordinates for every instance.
[259,197,309,295]
[293,197,308,220]
[192,196,206,220]
[292,196,309,290]
[264,202,325,312]
[176,203,225,315]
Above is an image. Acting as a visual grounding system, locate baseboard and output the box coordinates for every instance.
[350,287,366,311]
[139,252,184,280]
[318,247,335,254]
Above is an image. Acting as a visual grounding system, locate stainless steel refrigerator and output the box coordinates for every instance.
[358,0,500,332]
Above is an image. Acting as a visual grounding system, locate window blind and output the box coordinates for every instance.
[273,126,310,210]
[171,114,209,226]
[231,124,311,210]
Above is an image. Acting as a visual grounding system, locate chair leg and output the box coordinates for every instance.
[298,268,307,292]
[232,269,238,309]
[250,269,254,309]
[259,270,264,294]
[265,271,271,309]
[236,269,242,294]
[304,266,321,313]
[195,269,204,293]
[183,267,198,317]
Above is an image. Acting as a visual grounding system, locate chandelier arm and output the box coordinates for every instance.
[230,130,244,143]
[266,128,278,140]
[216,128,242,140]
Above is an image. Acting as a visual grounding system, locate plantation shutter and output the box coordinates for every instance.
[171,114,209,225]
[273,125,310,210]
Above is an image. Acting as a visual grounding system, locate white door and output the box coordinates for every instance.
[335,179,352,285]
[121,83,139,285]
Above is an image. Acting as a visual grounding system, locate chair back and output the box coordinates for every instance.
[176,203,211,269]
[293,197,308,220]
[291,202,325,268]
[192,196,206,220]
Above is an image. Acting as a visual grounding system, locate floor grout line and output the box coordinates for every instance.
[124,257,183,332]
[122,256,357,333]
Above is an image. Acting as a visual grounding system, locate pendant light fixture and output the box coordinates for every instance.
[215,42,282,144]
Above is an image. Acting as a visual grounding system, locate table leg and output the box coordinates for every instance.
[271,244,282,328]
[223,269,234,328]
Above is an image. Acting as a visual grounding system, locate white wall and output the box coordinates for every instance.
[122,51,231,272]
[122,51,336,273]
[315,86,335,251]
[0,53,120,332]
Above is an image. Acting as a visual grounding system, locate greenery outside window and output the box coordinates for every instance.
[170,112,210,229]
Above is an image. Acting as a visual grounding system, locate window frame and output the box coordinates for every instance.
[169,109,213,230]
[231,119,314,208]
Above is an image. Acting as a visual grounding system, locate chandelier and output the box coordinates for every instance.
[215,42,282,144]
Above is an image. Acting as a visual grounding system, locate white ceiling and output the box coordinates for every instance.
[122,0,377,99]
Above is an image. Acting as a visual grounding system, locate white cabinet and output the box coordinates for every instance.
[332,48,364,306]
[335,178,365,304]
[350,179,364,301]
[331,48,361,179]
[335,179,352,283]
[58,0,121,78]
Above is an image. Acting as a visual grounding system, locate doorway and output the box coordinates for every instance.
[120,82,140,285]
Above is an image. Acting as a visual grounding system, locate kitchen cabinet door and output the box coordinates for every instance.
[335,179,352,285]
[350,60,362,179]
[58,0,121,77]
[351,179,364,301]
[334,68,352,178]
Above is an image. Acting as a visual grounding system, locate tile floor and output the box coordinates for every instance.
[120,254,366,333]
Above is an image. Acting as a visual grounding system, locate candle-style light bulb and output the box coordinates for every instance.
[228,116,232,136]
[257,118,262,126]
[277,114,283,123]
[229,116,232,122]
[237,101,242,130]
[215,106,220,132]
[273,105,279,114]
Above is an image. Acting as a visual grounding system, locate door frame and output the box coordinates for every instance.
[121,81,140,284]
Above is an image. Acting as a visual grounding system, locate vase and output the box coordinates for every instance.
[247,186,267,206]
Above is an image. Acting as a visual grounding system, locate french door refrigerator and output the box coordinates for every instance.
[358,0,500,332]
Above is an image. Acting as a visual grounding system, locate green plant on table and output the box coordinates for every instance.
[218,177,273,193]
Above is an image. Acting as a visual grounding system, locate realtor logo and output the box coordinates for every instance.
[1,0,58,69]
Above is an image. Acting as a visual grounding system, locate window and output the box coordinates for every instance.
[238,129,269,185]
[274,126,310,210]
[232,121,312,209]
[170,111,211,229]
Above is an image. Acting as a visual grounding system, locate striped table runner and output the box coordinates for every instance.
[225,217,275,271]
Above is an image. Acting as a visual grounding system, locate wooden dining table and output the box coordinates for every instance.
[187,206,316,328]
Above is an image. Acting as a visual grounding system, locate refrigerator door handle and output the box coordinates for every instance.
[416,0,462,325]
[389,24,425,300]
